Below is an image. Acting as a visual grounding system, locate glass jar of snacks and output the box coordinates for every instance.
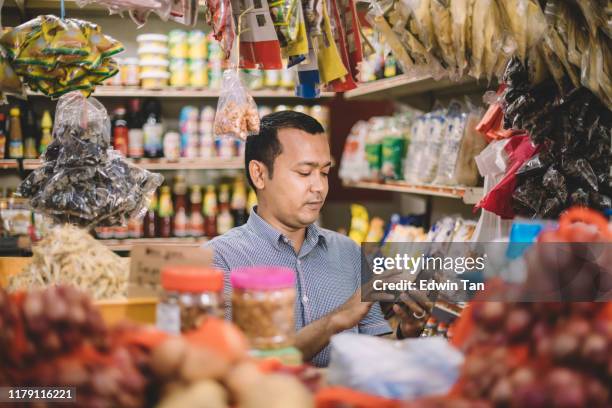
[121,58,140,86]
[168,30,189,59]
[231,266,296,349]
[169,59,189,87]
[157,266,224,334]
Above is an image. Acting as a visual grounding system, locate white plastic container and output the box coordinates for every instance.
[140,71,169,89]
[136,34,169,48]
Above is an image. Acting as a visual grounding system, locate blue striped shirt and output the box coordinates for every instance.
[204,207,391,366]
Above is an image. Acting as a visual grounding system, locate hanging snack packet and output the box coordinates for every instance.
[204,0,235,59]
[327,0,357,91]
[231,0,283,69]
[214,70,260,140]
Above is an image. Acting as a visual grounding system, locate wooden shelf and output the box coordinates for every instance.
[100,237,208,252]
[344,74,484,100]
[0,158,243,171]
[27,87,335,100]
[343,180,483,205]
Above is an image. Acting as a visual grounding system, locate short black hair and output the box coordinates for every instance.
[245,110,325,189]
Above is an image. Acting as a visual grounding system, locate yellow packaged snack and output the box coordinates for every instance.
[0,18,42,58]
[42,17,90,56]
[0,54,23,94]
[348,204,370,245]
[316,0,348,84]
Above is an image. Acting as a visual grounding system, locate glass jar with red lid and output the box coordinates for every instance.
[157,266,224,334]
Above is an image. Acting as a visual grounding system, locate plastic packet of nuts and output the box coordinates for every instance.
[214,69,260,140]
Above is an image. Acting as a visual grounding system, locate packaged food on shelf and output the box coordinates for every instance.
[7,225,130,299]
[137,33,169,49]
[169,59,189,87]
[157,266,224,334]
[188,30,208,60]
[168,30,189,59]
[231,266,296,350]
[140,71,169,89]
[139,59,170,75]
[189,59,208,87]
[162,131,180,161]
[138,44,169,62]
[121,57,140,86]
[17,92,163,228]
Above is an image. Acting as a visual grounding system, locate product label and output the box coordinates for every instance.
[217,212,233,235]
[189,213,205,237]
[156,302,181,335]
[173,209,188,237]
[128,129,144,158]
[144,123,163,157]
[9,141,23,159]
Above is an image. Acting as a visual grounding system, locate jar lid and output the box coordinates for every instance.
[231,266,295,290]
[161,266,224,292]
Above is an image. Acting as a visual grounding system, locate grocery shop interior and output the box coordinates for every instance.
[0,0,610,407]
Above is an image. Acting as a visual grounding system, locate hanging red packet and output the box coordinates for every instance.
[231,0,283,69]
[327,0,357,91]
[339,0,363,79]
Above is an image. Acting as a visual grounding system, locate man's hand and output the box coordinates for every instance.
[329,289,373,332]
[393,291,433,338]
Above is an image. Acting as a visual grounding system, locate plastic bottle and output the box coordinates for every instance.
[217,184,234,234]
[128,99,144,159]
[0,114,6,159]
[8,107,23,159]
[143,99,164,158]
[231,180,248,226]
[23,108,38,159]
[39,110,52,156]
[203,185,218,237]
[189,185,205,237]
[173,176,188,237]
[158,186,174,238]
[144,190,158,238]
[113,107,129,157]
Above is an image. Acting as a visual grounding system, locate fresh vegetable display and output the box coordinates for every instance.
[0,15,123,98]
[17,92,163,227]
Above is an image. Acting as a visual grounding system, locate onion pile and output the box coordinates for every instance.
[457,302,611,407]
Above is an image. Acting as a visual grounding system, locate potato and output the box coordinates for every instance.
[180,346,231,382]
[156,380,228,408]
[238,374,314,408]
[150,337,189,379]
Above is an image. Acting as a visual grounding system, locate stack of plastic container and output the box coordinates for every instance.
[137,34,169,89]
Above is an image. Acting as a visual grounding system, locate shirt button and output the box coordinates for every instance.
[302,295,308,303]
[297,259,301,265]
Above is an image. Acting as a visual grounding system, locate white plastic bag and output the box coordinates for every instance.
[328,333,463,400]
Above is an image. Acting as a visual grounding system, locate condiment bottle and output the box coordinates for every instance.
[189,185,205,237]
[23,108,38,159]
[0,113,7,159]
[39,110,52,156]
[158,186,174,238]
[231,266,296,349]
[217,184,233,234]
[158,266,224,334]
[128,99,144,159]
[144,190,158,238]
[203,185,218,237]
[8,107,24,159]
[143,99,164,158]
[113,107,129,157]
[173,176,188,237]
[231,180,248,226]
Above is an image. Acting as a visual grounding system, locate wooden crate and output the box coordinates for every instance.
[0,257,157,325]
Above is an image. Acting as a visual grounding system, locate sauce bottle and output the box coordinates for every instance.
[172,176,188,238]
[158,186,174,238]
[113,107,129,157]
[144,190,158,238]
[8,107,24,159]
[189,185,205,237]
[231,180,248,226]
[39,110,53,156]
[23,108,38,159]
[143,99,164,158]
[0,113,7,159]
[217,184,234,234]
[203,185,218,237]
[128,99,144,159]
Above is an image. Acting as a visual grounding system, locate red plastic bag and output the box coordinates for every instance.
[475,134,539,219]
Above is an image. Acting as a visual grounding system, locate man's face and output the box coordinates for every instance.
[257,128,331,228]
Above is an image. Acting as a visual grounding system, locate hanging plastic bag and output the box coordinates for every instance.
[75,0,173,26]
[205,0,235,59]
[17,92,163,228]
[433,101,468,185]
[214,70,260,140]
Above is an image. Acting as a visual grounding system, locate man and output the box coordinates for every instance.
[205,111,428,367]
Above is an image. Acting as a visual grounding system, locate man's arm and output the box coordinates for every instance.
[295,290,372,361]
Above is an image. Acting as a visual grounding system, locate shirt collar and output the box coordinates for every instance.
[247,206,327,251]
